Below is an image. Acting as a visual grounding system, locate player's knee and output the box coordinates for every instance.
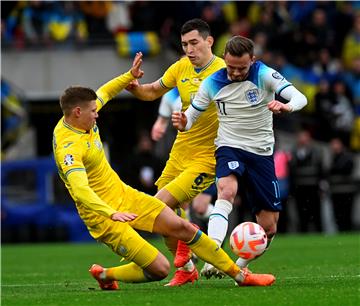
[145,266,170,281]
[154,262,170,280]
[264,223,277,239]
[145,259,170,281]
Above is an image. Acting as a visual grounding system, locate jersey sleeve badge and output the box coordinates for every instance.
[64,154,74,166]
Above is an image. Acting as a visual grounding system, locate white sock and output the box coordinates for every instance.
[236,257,251,269]
[180,260,194,272]
[207,199,233,246]
[100,269,107,279]
[235,235,275,268]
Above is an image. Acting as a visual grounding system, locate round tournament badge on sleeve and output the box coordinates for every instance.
[272,72,284,80]
[64,154,74,166]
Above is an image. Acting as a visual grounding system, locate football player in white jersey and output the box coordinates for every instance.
[172,35,307,278]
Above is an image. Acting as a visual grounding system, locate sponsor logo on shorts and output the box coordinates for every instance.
[228,161,239,170]
[119,245,128,256]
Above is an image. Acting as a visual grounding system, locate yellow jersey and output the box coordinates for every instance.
[52,71,135,229]
[160,56,225,161]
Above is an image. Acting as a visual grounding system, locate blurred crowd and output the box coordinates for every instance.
[2,1,360,151]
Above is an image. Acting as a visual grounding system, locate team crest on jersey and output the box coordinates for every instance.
[94,140,102,150]
[245,89,260,106]
[190,78,202,86]
[64,154,74,166]
[228,161,239,170]
[272,72,284,80]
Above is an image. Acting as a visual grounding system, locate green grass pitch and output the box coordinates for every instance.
[2,233,360,306]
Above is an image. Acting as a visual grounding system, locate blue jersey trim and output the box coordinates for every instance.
[246,61,261,86]
[159,79,171,89]
[194,55,216,73]
[191,102,206,112]
[277,83,292,95]
[187,230,203,245]
[65,168,86,178]
[209,213,228,221]
[97,96,105,107]
[62,120,86,134]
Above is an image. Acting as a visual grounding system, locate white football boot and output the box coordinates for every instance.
[200,263,226,279]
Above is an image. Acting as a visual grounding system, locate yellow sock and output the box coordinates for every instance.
[187,230,241,278]
[106,262,148,283]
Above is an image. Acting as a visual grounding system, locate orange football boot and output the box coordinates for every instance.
[89,264,119,290]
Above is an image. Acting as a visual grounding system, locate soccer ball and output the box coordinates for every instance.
[229,222,267,259]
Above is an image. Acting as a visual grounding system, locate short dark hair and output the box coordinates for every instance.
[181,18,211,39]
[224,36,254,57]
[60,86,97,116]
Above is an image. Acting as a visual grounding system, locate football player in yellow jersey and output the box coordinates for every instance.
[52,52,275,290]
[127,18,225,286]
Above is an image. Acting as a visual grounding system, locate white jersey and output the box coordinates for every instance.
[185,61,307,156]
[158,87,182,118]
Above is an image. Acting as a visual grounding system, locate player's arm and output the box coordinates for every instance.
[172,82,210,131]
[67,171,137,222]
[96,52,144,109]
[267,86,307,114]
[265,68,307,114]
[151,89,182,140]
[127,79,169,101]
[127,60,181,101]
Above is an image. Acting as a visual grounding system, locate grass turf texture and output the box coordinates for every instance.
[2,233,360,306]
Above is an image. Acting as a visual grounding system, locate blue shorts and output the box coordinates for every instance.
[215,146,282,214]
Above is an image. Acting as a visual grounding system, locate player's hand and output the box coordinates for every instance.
[111,212,138,222]
[151,119,167,141]
[172,111,187,131]
[130,52,144,79]
[126,79,140,91]
[267,100,291,114]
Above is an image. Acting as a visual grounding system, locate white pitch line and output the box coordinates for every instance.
[2,275,359,287]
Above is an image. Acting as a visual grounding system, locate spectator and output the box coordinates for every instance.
[1,79,28,156]
[122,130,164,196]
[214,18,251,57]
[289,130,324,232]
[330,79,355,146]
[21,1,52,46]
[327,138,356,231]
[311,48,341,84]
[314,78,334,141]
[79,1,113,44]
[342,11,360,69]
[273,142,292,233]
